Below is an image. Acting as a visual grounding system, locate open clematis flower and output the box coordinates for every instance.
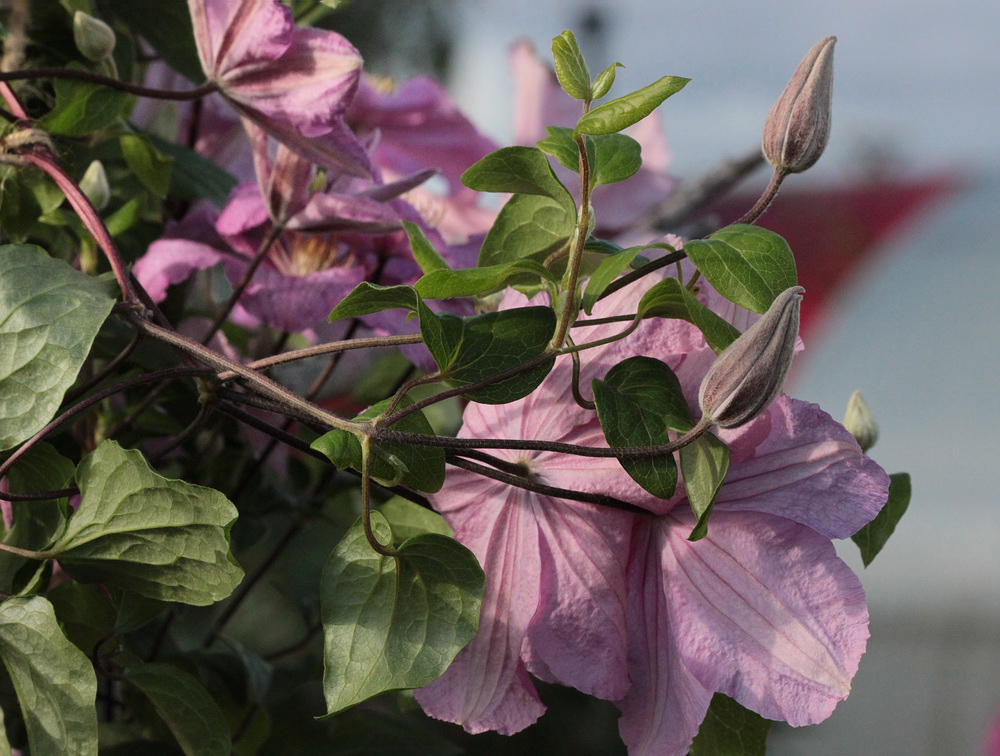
[416,272,889,755]
[188,0,370,176]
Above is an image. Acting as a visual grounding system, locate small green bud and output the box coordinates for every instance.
[79,160,110,210]
[762,36,836,174]
[842,390,878,452]
[73,11,116,63]
[698,286,803,429]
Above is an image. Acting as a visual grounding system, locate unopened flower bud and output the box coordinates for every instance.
[698,286,803,429]
[74,11,116,63]
[842,390,878,452]
[762,36,835,174]
[80,160,110,210]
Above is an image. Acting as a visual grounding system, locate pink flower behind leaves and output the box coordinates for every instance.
[188,0,369,176]
[415,276,889,755]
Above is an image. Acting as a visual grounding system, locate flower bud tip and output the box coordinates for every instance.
[73,12,117,63]
[842,390,878,453]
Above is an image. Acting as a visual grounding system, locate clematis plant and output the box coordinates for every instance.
[0,7,911,756]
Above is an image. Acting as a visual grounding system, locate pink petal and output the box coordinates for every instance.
[717,397,890,538]
[215,183,270,238]
[233,264,366,332]
[133,238,227,301]
[287,192,402,233]
[188,0,291,78]
[663,509,870,725]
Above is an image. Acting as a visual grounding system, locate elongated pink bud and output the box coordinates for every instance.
[698,286,803,428]
[762,36,836,174]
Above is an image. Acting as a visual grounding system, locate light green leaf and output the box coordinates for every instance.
[575,76,690,136]
[104,195,146,238]
[852,472,911,567]
[478,194,575,267]
[311,398,445,493]
[637,277,741,353]
[591,61,624,100]
[50,441,243,606]
[419,302,556,404]
[536,126,584,173]
[684,225,797,314]
[320,512,484,715]
[0,704,11,756]
[690,693,771,756]
[681,432,730,541]
[551,30,591,100]
[582,246,644,314]
[0,596,98,756]
[461,146,574,207]
[0,245,115,451]
[327,282,418,322]
[39,69,132,136]
[593,357,693,499]
[590,134,642,186]
[403,221,450,274]
[126,662,231,756]
[414,259,554,300]
[378,496,453,541]
[120,134,173,198]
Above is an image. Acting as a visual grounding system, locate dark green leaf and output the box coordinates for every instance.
[126,663,231,756]
[852,472,911,567]
[582,246,644,314]
[106,0,203,82]
[39,69,131,136]
[478,194,575,267]
[378,496,453,541]
[575,76,690,136]
[461,146,574,207]
[690,693,771,756]
[148,133,237,207]
[311,398,445,493]
[414,259,554,300]
[591,61,624,100]
[119,134,173,198]
[0,168,44,241]
[593,357,693,499]
[637,277,741,353]
[0,704,11,755]
[47,582,116,657]
[681,432,730,541]
[551,30,591,100]
[327,282,418,322]
[403,221,450,273]
[0,245,115,450]
[419,302,556,404]
[326,711,462,756]
[320,512,484,715]
[684,225,797,314]
[50,441,244,605]
[0,596,98,756]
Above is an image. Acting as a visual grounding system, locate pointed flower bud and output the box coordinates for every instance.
[79,160,110,210]
[73,11,116,63]
[698,286,803,429]
[762,36,835,174]
[842,390,879,453]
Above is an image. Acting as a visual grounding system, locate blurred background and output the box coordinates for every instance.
[336,1,1000,753]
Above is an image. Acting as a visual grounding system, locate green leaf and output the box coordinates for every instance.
[0,244,115,451]
[582,246,644,314]
[478,193,575,267]
[0,704,11,756]
[39,70,132,136]
[104,194,146,238]
[0,596,98,756]
[684,225,797,314]
[311,398,445,493]
[47,582,116,656]
[327,282,418,322]
[590,134,642,186]
[320,512,484,715]
[418,302,556,404]
[551,30,591,100]
[591,61,624,100]
[637,277,741,353]
[119,134,173,198]
[690,693,772,756]
[148,133,237,207]
[536,126,584,173]
[852,472,911,567]
[414,259,554,300]
[50,441,243,605]
[681,432,730,541]
[378,496,453,541]
[106,0,203,82]
[575,75,690,136]
[461,146,574,207]
[403,221,450,274]
[593,357,693,499]
[126,663,231,756]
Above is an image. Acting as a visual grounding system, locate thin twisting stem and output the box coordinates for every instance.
[361,436,399,557]
[0,68,219,101]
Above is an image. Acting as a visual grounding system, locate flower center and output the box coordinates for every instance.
[268,232,355,277]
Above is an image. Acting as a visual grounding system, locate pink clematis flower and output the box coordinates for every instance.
[415,272,889,755]
[188,0,370,176]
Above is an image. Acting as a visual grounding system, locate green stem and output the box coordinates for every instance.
[361,436,398,557]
